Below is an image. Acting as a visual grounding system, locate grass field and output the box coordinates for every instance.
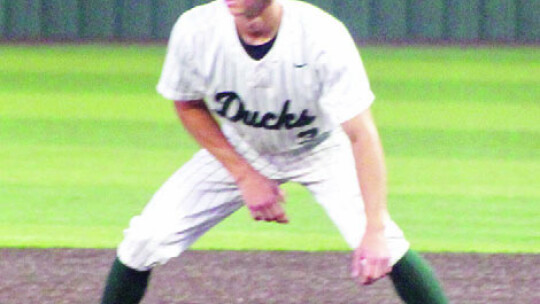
[0,45,538,253]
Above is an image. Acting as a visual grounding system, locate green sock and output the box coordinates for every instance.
[101,258,151,304]
[389,250,449,304]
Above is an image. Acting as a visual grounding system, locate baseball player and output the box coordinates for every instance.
[101,0,448,303]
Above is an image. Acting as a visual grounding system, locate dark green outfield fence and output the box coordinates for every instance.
[0,0,538,43]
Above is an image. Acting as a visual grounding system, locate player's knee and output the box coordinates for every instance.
[117,226,181,271]
[117,233,156,271]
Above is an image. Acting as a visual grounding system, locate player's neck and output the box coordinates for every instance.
[234,2,282,45]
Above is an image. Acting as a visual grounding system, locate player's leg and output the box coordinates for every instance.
[294,133,447,303]
[101,149,244,304]
[389,250,449,303]
[101,258,150,304]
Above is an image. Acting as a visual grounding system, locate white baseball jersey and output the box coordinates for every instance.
[118,0,409,272]
[156,0,375,155]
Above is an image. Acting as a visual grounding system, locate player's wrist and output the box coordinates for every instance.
[232,165,258,184]
[364,206,389,232]
[224,157,259,185]
[365,218,386,233]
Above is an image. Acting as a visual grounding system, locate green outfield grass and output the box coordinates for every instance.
[0,45,538,253]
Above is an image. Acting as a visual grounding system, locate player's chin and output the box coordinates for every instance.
[226,7,245,17]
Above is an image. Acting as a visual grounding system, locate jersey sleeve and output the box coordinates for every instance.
[317,21,375,125]
[156,14,206,101]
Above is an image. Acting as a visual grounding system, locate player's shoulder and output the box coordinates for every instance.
[284,0,332,17]
[283,0,345,29]
[282,0,351,43]
[172,1,228,36]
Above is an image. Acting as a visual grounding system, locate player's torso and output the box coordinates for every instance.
[190,1,334,154]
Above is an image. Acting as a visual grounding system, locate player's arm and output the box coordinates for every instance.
[174,100,288,223]
[341,108,392,285]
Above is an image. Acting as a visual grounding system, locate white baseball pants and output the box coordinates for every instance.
[117,130,409,271]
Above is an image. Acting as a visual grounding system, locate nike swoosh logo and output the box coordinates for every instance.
[294,63,308,68]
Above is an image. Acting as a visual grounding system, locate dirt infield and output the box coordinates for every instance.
[0,249,538,304]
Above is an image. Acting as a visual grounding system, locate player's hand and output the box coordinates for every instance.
[351,229,392,285]
[237,172,288,224]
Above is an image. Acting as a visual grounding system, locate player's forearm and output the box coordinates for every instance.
[343,111,389,231]
[174,100,257,182]
[351,138,388,231]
